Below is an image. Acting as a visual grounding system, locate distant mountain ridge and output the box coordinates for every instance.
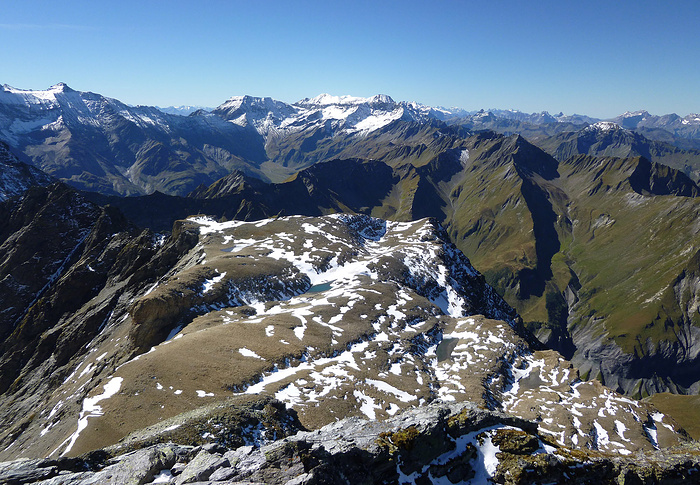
[155,105,214,116]
[0,83,272,195]
[533,121,700,180]
[2,82,699,196]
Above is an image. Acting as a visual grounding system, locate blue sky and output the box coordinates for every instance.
[1,0,698,118]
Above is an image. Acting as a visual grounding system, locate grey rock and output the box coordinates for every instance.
[207,465,237,481]
[104,444,177,485]
[1,401,700,484]
[0,458,57,484]
[174,450,229,484]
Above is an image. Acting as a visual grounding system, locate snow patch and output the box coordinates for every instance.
[55,377,123,457]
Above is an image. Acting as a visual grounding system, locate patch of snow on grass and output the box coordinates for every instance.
[239,348,264,359]
[190,216,245,234]
[593,420,610,448]
[202,271,226,293]
[366,379,417,402]
[78,363,95,379]
[615,420,630,442]
[386,403,401,416]
[56,376,123,457]
[353,390,381,419]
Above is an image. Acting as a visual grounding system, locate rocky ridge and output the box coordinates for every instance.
[1,401,698,484]
[0,182,202,458]
[533,122,700,181]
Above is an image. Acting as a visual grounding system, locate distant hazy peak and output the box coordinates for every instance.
[584,121,625,132]
[620,110,651,118]
[296,93,395,107]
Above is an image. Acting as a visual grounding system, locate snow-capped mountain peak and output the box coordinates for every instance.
[1,82,77,102]
[296,93,396,107]
[49,82,74,92]
[156,105,213,116]
[585,121,624,132]
[621,110,651,119]
[212,93,414,137]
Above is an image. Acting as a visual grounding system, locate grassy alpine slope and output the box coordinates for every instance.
[82,127,700,398]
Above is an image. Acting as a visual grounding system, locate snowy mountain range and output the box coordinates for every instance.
[155,105,213,116]
[1,83,699,195]
[210,92,455,139]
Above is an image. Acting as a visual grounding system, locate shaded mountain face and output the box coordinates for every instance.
[533,122,700,181]
[0,213,686,466]
[0,182,203,456]
[0,141,53,201]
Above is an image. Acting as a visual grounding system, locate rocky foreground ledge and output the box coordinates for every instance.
[1,401,698,485]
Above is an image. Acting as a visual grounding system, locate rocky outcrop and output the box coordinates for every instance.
[1,401,698,485]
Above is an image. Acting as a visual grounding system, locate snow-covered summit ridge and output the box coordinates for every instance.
[212,92,458,137]
[584,121,625,133]
[0,82,78,105]
[0,83,194,145]
[297,93,395,107]
[620,110,651,119]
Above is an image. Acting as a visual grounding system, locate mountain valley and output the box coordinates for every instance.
[1,84,699,483]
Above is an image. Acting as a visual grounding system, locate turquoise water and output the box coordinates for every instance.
[307,281,333,293]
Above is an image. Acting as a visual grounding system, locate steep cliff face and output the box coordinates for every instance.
[551,155,700,396]
[0,183,200,459]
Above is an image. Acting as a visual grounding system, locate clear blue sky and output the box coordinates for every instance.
[1,0,698,118]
